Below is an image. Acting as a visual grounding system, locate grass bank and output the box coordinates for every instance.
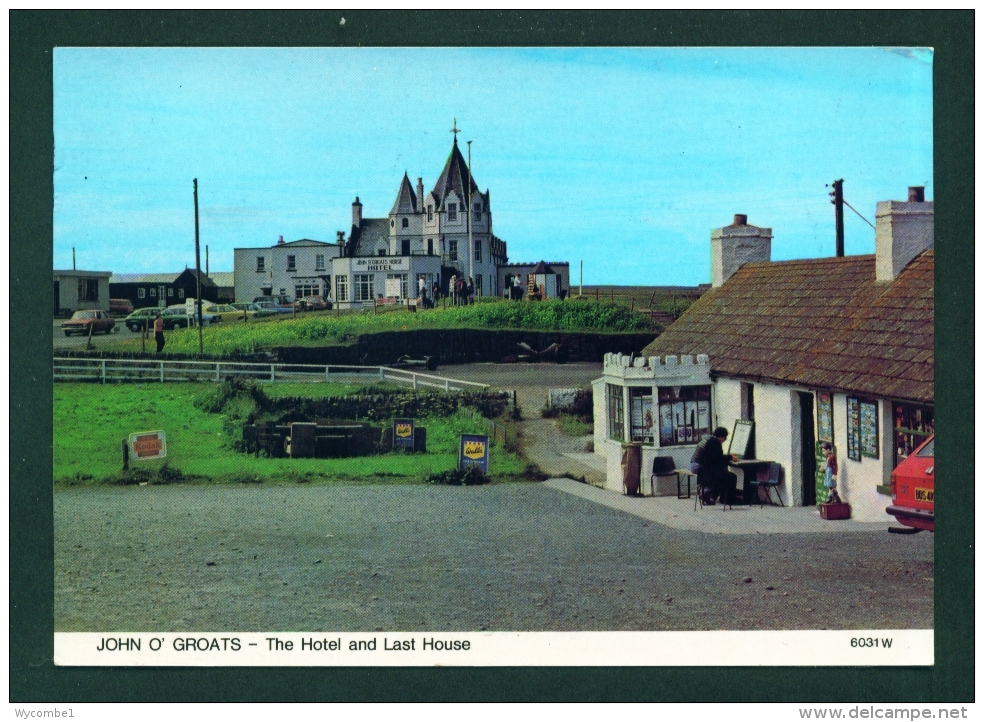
[119,299,659,355]
[54,382,528,486]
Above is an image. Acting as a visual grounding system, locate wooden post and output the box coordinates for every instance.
[85,319,94,350]
[610,288,614,302]
[595,288,599,300]
[193,179,203,355]
[648,289,657,307]
[122,438,129,471]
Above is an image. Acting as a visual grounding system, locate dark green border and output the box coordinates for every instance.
[11,10,973,702]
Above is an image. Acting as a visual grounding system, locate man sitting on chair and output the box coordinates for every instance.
[696,426,738,505]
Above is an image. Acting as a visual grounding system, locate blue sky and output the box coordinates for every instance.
[53,47,932,285]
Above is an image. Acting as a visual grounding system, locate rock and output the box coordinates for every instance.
[314,559,322,564]
[743,577,753,583]
[766,586,775,591]
[205,561,216,567]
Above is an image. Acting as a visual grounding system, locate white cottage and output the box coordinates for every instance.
[594,188,934,523]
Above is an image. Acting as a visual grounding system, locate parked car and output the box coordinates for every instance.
[109,298,134,316]
[887,434,934,532]
[254,301,295,315]
[61,310,116,336]
[203,303,249,322]
[125,307,189,332]
[293,295,333,311]
[254,295,293,308]
[167,304,222,326]
[230,301,279,318]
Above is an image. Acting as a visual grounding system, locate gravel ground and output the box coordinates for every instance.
[54,483,933,632]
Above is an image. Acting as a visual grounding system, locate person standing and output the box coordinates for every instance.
[153,312,166,354]
[823,442,840,503]
[432,281,441,306]
[418,275,426,299]
[466,277,475,305]
[454,276,465,306]
[448,274,457,306]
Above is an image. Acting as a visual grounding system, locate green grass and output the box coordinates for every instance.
[54,382,527,486]
[119,298,659,355]
[555,414,594,437]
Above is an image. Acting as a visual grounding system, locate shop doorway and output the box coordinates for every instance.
[798,391,816,506]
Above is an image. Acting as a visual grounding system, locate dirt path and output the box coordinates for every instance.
[438,362,605,484]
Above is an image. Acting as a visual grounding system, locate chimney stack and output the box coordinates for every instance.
[352,196,363,228]
[336,231,345,244]
[710,215,772,287]
[875,186,933,282]
[416,177,425,204]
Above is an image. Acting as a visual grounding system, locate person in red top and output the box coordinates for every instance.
[823,442,840,503]
[153,313,166,354]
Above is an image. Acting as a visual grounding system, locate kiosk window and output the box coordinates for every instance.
[606,384,624,441]
[629,388,655,444]
[657,385,711,446]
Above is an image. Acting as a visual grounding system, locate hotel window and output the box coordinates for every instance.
[77,278,99,302]
[473,202,482,221]
[335,275,349,302]
[474,240,482,263]
[606,384,624,441]
[315,254,325,271]
[295,283,319,299]
[287,255,296,271]
[138,288,146,299]
[657,385,711,446]
[354,274,374,302]
[401,217,409,228]
[427,205,433,221]
[629,387,655,444]
[447,203,457,222]
[893,402,933,468]
[448,240,458,261]
[256,256,265,272]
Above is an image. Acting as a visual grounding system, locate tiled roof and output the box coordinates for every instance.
[348,218,389,256]
[642,251,934,403]
[110,273,181,284]
[430,140,481,209]
[209,272,234,287]
[390,173,419,215]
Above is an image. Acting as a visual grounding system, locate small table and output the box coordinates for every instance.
[673,469,697,499]
[728,459,774,505]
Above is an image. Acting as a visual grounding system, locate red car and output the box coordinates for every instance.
[61,309,116,336]
[887,435,934,532]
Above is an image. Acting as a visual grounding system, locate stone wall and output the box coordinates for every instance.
[274,329,657,366]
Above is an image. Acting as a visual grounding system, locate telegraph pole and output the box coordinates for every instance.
[193,178,203,354]
[831,178,845,257]
[466,139,474,284]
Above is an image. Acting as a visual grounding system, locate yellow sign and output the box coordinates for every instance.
[463,441,486,459]
[914,488,934,503]
[395,423,413,438]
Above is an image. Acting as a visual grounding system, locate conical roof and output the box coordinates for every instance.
[430,140,479,209]
[531,261,555,274]
[389,172,418,215]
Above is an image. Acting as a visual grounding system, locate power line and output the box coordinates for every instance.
[842,198,876,230]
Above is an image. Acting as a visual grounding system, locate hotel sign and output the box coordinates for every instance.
[354,257,409,272]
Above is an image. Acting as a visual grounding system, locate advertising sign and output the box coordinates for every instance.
[353,257,409,272]
[128,430,167,460]
[393,419,415,451]
[458,434,490,473]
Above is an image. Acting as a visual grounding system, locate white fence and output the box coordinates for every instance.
[52,357,489,392]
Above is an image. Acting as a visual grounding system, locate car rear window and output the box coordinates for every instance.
[916,439,934,457]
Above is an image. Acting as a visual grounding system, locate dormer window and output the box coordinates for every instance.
[427,205,433,221]
[401,217,409,228]
[447,203,457,222]
[473,202,482,221]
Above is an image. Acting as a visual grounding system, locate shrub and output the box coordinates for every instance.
[426,466,490,486]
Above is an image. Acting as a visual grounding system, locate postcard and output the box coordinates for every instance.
[46,44,940,673]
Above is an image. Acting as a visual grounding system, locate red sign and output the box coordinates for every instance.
[129,431,167,460]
